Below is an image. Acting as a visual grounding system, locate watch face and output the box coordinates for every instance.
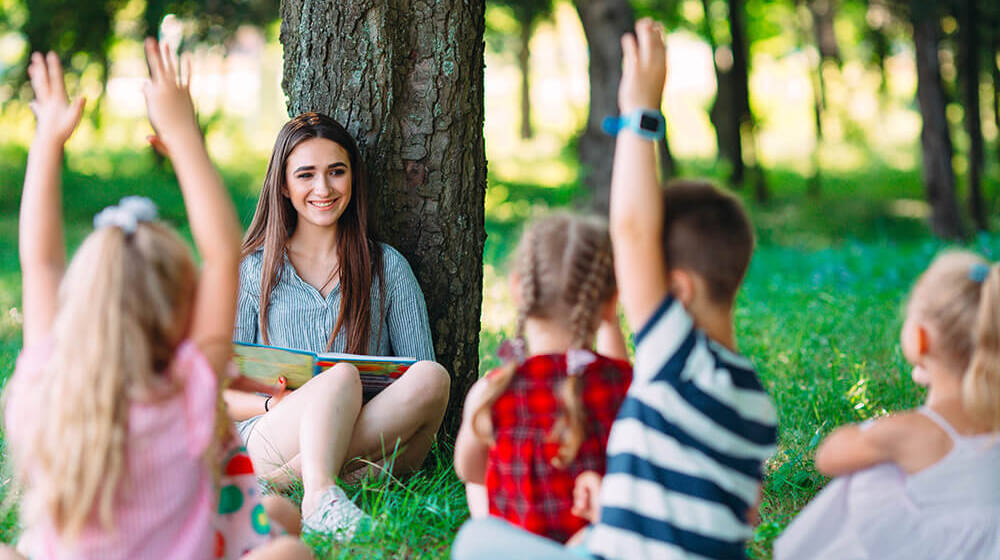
[639,114,661,133]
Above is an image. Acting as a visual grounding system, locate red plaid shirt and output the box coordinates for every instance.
[485,352,632,543]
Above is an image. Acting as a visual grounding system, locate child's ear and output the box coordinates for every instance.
[915,323,929,356]
[668,269,696,307]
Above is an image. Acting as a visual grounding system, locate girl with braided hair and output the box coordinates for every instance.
[453,212,632,544]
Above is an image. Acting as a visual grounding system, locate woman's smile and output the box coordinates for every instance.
[283,137,353,230]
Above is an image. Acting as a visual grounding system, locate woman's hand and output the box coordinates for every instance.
[142,38,198,147]
[618,18,667,114]
[27,51,85,146]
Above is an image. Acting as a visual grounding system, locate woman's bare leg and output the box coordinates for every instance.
[244,360,449,512]
[340,361,450,476]
[245,363,363,515]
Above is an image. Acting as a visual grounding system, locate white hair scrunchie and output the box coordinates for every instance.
[93,196,158,234]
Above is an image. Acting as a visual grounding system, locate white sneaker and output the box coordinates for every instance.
[302,485,370,541]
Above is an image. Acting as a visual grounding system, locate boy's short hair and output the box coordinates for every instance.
[660,179,754,305]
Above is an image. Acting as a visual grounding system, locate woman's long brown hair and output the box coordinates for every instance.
[242,113,384,353]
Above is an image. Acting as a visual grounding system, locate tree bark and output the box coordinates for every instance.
[957,0,986,231]
[518,14,534,139]
[572,0,633,214]
[279,0,487,433]
[911,5,964,238]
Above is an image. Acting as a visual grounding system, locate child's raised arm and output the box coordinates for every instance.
[608,19,669,330]
[142,38,242,375]
[19,52,86,347]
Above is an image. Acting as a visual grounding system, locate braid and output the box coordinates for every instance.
[551,220,616,468]
[566,237,615,348]
[471,230,540,446]
[515,226,540,340]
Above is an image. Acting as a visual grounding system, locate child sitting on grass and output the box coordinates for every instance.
[453,19,777,560]
[453,213,632,544]
[775,251,1000,559]
[0,42,309,560]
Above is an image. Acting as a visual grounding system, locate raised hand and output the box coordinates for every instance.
[142,38,198,146]
[27,51,85,146]
[618,18,667,114]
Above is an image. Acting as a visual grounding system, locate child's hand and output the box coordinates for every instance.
[572,470,603,522]
[142,38,198,146]
[27,51,85,146]
[619,18,667,114]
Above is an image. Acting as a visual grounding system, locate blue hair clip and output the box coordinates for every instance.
[969,263,990,283]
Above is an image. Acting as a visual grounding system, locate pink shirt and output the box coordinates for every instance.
[7,340,218,560]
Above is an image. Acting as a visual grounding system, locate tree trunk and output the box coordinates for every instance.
[572,0,633,214]
[957,0,986,231]
[912,5,964,238]
[279,0,487,433]
[728,0,767,201]
[702,0,742,185]
[796,0,824,196]
[808,0,841,65]
[519,15,534,140]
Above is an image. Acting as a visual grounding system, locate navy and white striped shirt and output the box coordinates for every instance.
[234,243,435,361]
[588,295,777,560]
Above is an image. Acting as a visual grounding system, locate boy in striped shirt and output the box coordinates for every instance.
[576,18,778,560]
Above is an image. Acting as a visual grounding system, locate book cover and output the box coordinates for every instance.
[233,342,415,401]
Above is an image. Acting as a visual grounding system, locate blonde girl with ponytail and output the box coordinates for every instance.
[453,213,632,545]
[776,250,1000,559]
[1,43,310,560]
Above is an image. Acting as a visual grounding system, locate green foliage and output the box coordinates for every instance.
[485,0,553,55]
[2,0,279,91]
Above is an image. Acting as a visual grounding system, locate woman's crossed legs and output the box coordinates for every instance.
[244,361,450,516]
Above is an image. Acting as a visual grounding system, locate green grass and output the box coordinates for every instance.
[0,144,998,558]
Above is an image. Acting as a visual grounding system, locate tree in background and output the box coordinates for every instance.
[795,0,842,196]
[572,0,634,213]
[141,0,279,44]
[490,0,554,139]
[573,0,675,213]
[955,0,986,231]
[280,0,487,433]
[17,0,124,102]
[5,0,279,118]
[908,0,963,238]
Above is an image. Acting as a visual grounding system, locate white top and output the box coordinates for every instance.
[775,407,1000,560]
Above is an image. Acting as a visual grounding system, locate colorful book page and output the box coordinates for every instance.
[233,343,315,389]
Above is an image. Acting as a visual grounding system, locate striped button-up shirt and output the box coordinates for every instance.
[234,243,435,361]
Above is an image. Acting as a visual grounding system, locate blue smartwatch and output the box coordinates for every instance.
[601,109,665,140]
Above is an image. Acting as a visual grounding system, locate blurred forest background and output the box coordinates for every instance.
[1,0,1000,558]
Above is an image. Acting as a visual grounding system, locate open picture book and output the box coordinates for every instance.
[233,342,416,402]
